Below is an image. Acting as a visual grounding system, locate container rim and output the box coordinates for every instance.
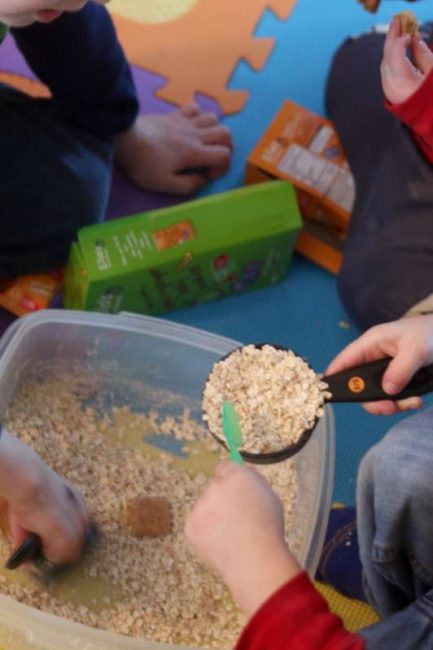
[0,310,242,373]
[301,406,335,575]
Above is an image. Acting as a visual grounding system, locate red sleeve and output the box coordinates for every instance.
[385,67,433,163]
[236,572,365,650]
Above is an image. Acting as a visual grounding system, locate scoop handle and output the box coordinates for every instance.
[325,358,433,403]
[5,534,41,570]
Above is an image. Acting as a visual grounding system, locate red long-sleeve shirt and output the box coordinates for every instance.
[386,66,433,162]
[235,572,365,649]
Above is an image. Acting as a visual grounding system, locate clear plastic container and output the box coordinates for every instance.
[0,310,335,650]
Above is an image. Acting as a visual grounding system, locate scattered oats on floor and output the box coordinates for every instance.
[203,345,330,454]
[0,361,298,649]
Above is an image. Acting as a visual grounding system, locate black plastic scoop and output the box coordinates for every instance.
[5,518,100,585]
[203,345,433,465]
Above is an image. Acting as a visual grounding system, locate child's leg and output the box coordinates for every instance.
[316,408,433,649]
[359,587,433,649]
[0,85,114,276]
[357,406,433,618]
[326,34,394,201]
[355,407,433,648]
[326,34,433,330]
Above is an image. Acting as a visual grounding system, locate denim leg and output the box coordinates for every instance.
[0,85,114,276]
[359,590,433,650]
[357,406,433,619]
[326,35,433,330]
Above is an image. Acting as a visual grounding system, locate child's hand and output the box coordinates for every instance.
[185,461,300,617]
[326,315,433,415]
[381,18,433,105]
[0,428,90,566]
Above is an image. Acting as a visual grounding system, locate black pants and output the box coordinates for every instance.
[326,34,433,330]
[0,85,114,277]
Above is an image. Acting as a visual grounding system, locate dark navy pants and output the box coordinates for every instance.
[0,85,114,276]
[326,33,433,330]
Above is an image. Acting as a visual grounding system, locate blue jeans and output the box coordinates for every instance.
[357,407,433,648]
[0,84,114,276]
[326,33,433,330]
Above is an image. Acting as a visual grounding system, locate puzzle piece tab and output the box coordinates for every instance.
[0,72,49,98]
[111,0,298,115]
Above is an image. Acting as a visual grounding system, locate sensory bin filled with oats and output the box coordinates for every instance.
[203,345,330,454]
[0,360,298,649]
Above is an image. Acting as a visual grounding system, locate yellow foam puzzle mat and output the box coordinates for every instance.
[109,0,298,114]
[314,503,379,633]
[314,581,379,633]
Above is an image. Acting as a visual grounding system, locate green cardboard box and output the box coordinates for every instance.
[64,181,301,315]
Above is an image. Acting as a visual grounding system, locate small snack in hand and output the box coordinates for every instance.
[395,10,419,36]
[358,0,380,13]
[125,496,172,538]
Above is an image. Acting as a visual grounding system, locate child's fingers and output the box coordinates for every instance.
[325,353,355,376]
[213,460,237,479]
[381,34,421,105]
[395,396,423,412]
[9,516,27,547]
[363,396,422,416]
[381,346,427,395]
[383,19,401,58]
[168,172,207,196]
[411,35,433,75]
[325,328,385,376]
[383,18,411,68]
[383,18,410,61]
[384,33,414,76]
[325,341,368,376]
[363,400,399,416]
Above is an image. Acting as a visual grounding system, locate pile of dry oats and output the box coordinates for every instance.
[0,362,298,649]
[203,345,330,454]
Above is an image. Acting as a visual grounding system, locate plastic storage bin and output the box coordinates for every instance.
[0,310,335,650]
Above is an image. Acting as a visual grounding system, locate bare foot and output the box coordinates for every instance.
[115,103,232,195]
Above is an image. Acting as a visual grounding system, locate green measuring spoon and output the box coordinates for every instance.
[222,401,244,465]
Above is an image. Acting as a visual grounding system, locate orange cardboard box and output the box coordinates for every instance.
[246,101,355,274]
[0,270,64,316]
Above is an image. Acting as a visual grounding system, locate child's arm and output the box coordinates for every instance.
[236,572,364,650]
[11,3,139,138]
[326,314,433,415]
[186,462,365,649]
[381,18,433,156]
[0,425,90,565]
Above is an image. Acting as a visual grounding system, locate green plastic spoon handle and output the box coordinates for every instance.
[222,402,244,465]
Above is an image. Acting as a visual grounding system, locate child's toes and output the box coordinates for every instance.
[198,144,231,170]
[180,103,201,118]
[202,126,232,149]
[170,172,207,196]
[206,165,230,181]
[193,112,219,128]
